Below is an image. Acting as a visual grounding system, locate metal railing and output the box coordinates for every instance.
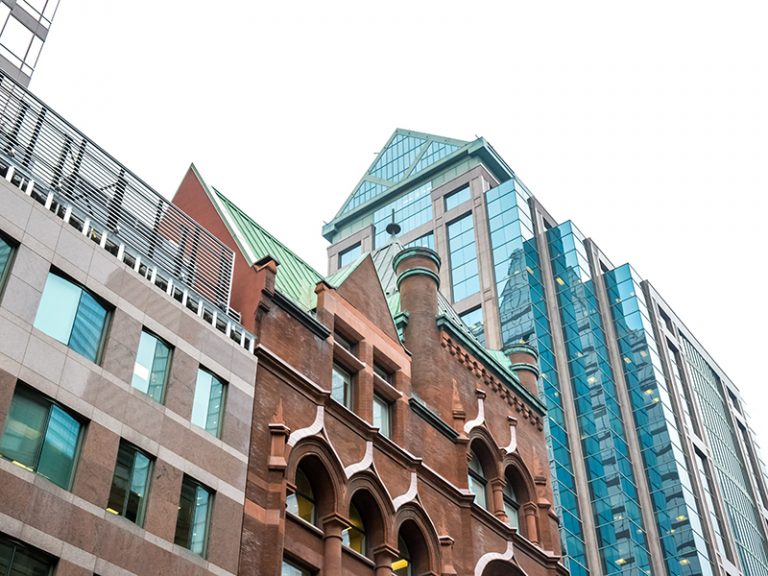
[0,72,235,311]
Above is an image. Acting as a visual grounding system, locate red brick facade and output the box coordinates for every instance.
[179,181,568,576]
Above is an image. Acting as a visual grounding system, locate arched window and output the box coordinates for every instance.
[343,502,367,556]
[503,480,519,529]
[286,467,316,524]
[392,534,412,575]
[468,449,488,509]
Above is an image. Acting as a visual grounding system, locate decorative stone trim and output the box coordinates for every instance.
[441,334,544,431]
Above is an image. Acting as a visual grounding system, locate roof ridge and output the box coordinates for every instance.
[212,186,322,281]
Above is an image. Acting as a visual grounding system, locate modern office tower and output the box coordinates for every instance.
[0,0,59,86]
[323,129,768,576]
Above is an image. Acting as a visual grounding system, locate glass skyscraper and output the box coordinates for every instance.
[323,129,768,576]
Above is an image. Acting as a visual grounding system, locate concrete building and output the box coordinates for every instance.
[0,76,568,575]
[0,0,59,87]
[0,75,254,575]
[323,129,768,576]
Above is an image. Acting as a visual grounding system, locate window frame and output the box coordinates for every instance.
[131,329,173,403]
[467,450,489,510]
[0,383,84,490]
[286,466,316,525]
[191,367,227,438]
[372,393,391,438]
[107,440,154,527]
[0,230,16,297]
[0,533,56,575]
[33,269,111,363]
[331,363,353,409]
[174,474,214,557]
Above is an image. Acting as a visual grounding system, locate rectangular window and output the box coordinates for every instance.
[444,185,471,211]
[0,384,83,489]
[334,331,356,354]
[0,232,14,291]
[191,368,226,437]
[175,475,213,557]
[132,330,172,403]
[447,213,480,302]
[406,232,434,250]
[331,364,352,409]
[282,559,312,576]
[107,441,153,526]
[373,394,391,438]
[34,271,110,362]
[338,243,362,268]
[0,534,55,575]
[373,363,392,384]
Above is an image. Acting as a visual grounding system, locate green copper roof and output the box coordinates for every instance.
[191,165,323,312]
[333,129,470,219]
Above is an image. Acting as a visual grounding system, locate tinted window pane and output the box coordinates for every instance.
[0,390,47,466]
[108,442,152,525]
[0,234,12,285]
[191,369,225,436]
[338,243,362,268]
[69,289,108,361]
[37,405,80,488]
[175,476,212,556]
[34,273,79,344]
[373,395,390,438]
[331,365,351,408]
[190,485,211,554]
[132,331,170,402]
[0,536,53,576]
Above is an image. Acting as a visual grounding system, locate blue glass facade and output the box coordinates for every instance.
[447,212,480,302]
[327,130,768,576]
[486,181,589,576]
[606,265,712,576]
[681,338,768,576]
[547,224,651,576]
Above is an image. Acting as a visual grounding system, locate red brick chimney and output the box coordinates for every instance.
[505,343,541,397]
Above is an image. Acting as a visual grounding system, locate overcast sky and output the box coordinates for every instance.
[29,1,768,451]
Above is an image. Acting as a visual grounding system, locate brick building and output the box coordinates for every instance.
[0,74,567,575]
[174,166,568,575]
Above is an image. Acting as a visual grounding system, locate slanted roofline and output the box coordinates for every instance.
[322,129,516,242]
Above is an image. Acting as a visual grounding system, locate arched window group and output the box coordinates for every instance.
[467,436,535,538]
[284,445,439,574]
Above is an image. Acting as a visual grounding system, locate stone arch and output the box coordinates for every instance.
[286,436,347,519]
[346,471,396,557]
[502,454,541,543]
[467,426,503,480]
[480,559,527,576]
[393,502,441,575]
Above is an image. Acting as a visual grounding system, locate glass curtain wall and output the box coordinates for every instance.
[606,264,713,576]
[547,223,651,576]
[485,181,589,576]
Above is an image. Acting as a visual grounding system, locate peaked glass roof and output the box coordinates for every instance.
[336,129,469,218]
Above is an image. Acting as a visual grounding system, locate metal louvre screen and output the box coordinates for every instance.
[0,74,234,310]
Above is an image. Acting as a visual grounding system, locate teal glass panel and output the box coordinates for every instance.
[459,307,485,346]
[412,141,459,175]
[192,369,225,437]
[0,538,11,575]
[369,134,426,183]
[444,186,471,211]
[34,272,108,363]
[0,234,12,287]
[338,243,362,268]
[447,213,479,301]
[0,390,47,467]
[69,289,108,361]
[190,484,211,554]
[406,232,434,250]
[37,405,81,488]
[341,180,388,215]
[373,182,433,248]
[34,273,79,345]
[175,476,212,556]
[132,331,170,402]
[108,442,152,525]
